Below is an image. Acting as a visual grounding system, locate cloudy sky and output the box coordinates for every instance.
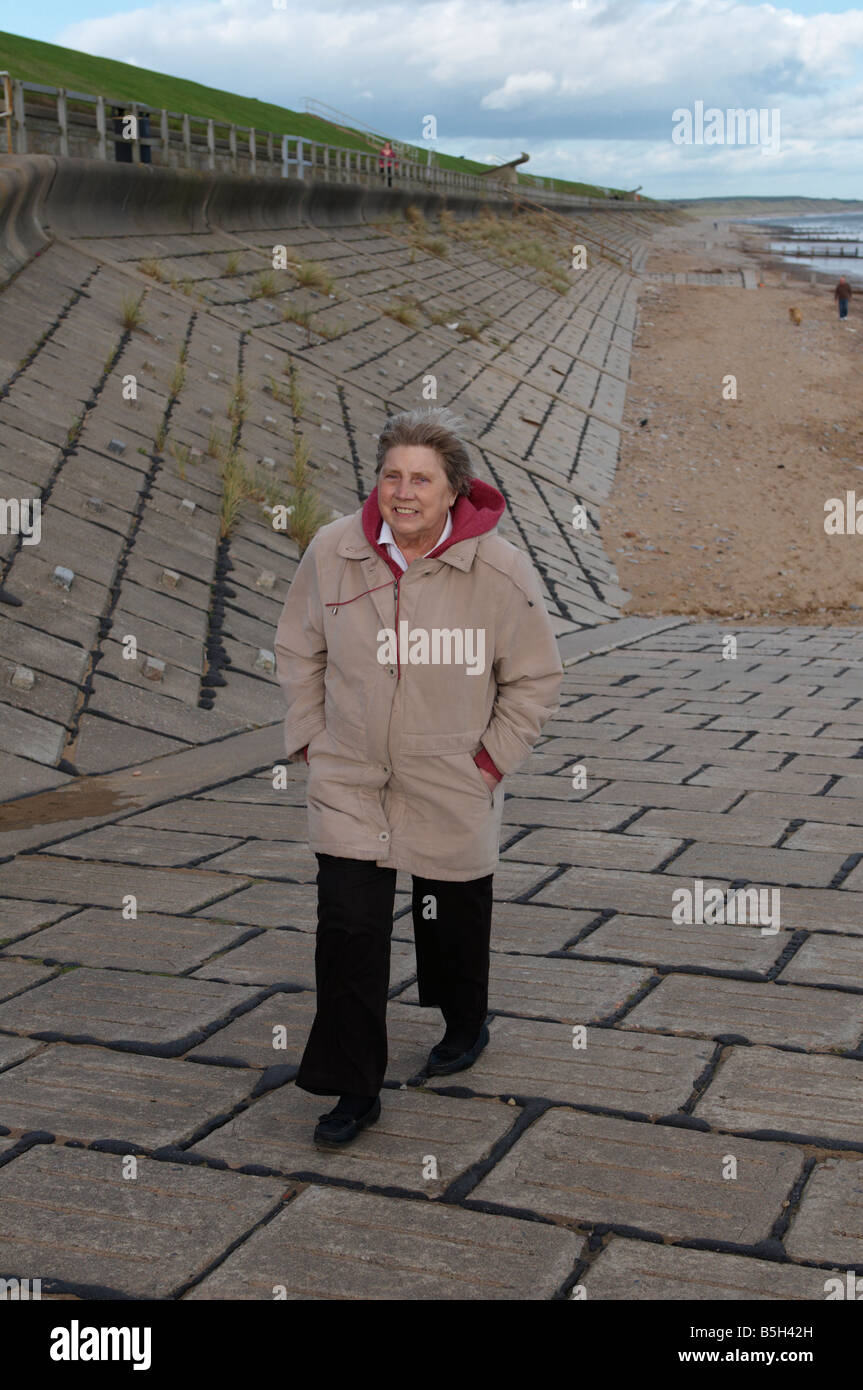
[16,0,863,197]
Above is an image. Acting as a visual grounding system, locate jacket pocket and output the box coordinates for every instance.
[463,751,496,807]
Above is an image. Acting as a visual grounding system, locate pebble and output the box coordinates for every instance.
[11,665,35,690]
[52,565,74,590]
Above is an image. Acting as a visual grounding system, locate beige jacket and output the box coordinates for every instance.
[274,479,563,880]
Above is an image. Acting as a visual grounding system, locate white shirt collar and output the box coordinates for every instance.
[378,510,452,570]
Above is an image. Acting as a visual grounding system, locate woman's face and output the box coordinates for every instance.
[378,445,457,552]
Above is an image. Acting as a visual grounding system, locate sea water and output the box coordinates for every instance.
[741,210,863,287]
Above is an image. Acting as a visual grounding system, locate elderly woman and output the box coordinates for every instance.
[274,406,563,1146]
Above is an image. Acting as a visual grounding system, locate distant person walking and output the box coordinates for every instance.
[379,140,397,188]
[834,275,852,319]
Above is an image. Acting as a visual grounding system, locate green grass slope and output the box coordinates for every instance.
[0,29,628,198]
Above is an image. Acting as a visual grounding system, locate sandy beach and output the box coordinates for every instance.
[603,217,863,624]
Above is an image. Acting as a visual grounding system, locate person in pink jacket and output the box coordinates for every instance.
[274,406,563,1146]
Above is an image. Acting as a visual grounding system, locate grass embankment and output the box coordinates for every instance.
[0,28,629,198]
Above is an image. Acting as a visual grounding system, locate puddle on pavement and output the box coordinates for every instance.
[0,779,139,831]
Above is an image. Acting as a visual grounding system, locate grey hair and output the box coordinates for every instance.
[375,406,475,497]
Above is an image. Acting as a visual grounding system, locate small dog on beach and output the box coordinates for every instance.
[789,307,802,326]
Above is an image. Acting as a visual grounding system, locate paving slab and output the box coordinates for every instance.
[402,954,649,1024]
[0,900,78,944]
[785,1158,863,1265]
[185,1184,583,1300]
[191,1084,517,1195]
[505,827,682,871]
[47,825,243,867]
[0,967,259,1054]
[583,1237,837,1300]
[470,1109,803,1243]
[0,857,246,912]
[0,751,72,801]
[192,929,416,990]
[0,1043,255,1146]
[695,1046,863,1146]
[8,908,248,974]
[193,880,321,928]
[578,914,789,974]
[0,703,67,766]
[427,1014,713,1112]
[0,1036,43,1072]
[534,866,863,934]
[779,934,863,990]
[0,1145,285,1298]
[483,902,593,954]
[502,797,640,831]
[667,842,848,888]
[625,809,789,848]
[0,958,57,1001]
[74,714,189,774]
[199,840,320,882]
[199,776,307,807]
[127,799,309,840]
[621,975,863,1051]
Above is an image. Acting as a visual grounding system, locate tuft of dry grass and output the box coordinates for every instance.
[382,302,418,327]
[285,485,332,553]
[294,261,334,295]
[252,270,278,299]
[170,441,193,479]
[205,425,224,458]
[169,362,186,399]
[218,449,251,538]
[120,293,145,331]
[227,378,247,427]
[415,236,447,258]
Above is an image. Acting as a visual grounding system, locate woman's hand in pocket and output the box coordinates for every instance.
[478,766,498,793]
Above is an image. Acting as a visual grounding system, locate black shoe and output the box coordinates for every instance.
[313,1094,381,1147]
[426,1022,490,1077]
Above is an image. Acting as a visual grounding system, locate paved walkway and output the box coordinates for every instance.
[0,205,861,1299]
[2,619,862,1298]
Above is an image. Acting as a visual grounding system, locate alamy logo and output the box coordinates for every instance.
[0,1277,41,1299]
[672,881,780,935]
[824,1271,863,1299]
[50,1320,151,1370]
[377,624,486,675]
[0,498,41,545]
[672,101,780,155]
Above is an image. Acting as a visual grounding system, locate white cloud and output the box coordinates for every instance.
[481,70,557,110]
[54,0,863,197]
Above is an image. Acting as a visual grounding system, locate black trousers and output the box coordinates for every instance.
[295,853,493,1096]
